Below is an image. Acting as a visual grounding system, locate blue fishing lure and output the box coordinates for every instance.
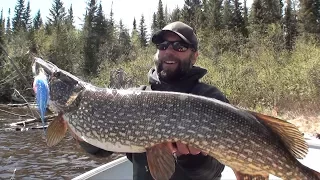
[33,68,49,134]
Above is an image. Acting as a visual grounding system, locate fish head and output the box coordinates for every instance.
[32,57,85,113]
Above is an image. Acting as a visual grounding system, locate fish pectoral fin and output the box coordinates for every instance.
[46,113,68,147]
[248,111,308,159]
[146,143,175,180]
[233,169,269,180]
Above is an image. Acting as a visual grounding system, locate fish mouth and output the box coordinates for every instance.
[32,57,59,77]
[32,57,83,84]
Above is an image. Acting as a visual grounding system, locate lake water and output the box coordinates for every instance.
[0,105,121,180]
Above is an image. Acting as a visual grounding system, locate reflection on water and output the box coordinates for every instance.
[0,107,121,179]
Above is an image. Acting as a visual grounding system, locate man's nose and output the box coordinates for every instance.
[164,44,175,54]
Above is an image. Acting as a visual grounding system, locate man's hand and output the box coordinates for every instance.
[167,141,207,157]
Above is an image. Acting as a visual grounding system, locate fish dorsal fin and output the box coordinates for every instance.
[247,111,308,159]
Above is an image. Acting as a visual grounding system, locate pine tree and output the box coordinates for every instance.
[132,17,138,36]
[66,4,74,29]
[151,12,158,35]
[181,0,203,29]
[222,0,233,29]
[95,3,108,47]
[0,9,5,57]
[164,5,169,24]
[133,17,137,31]
[157,0,165,29]
[48,0,67,28]
[106,4,115,44]
[83,0,98,75]
[12,0,25,32]
[33,10,43,30]
[284,0,297,50]
[206,0,223,30]
[243,0,248,27]
[139,14,147,47]
[170,6,181,22]
[6,8,11,35]
[118,19,131,57]
[23,0,31,31]
[299,0,320,34]
[251,0,283,25]
[233,0,247,36]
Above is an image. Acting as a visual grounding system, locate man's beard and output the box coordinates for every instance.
[154,54,193,82]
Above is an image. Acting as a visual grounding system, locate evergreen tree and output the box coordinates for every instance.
[118,19,131,57]
[106,4,115,44]
[12,0,25,32]
[206,0,223,30]
[284,0,297,50]
[151,12,158,35]
[157,0,165,29]
[133,17,137,31]
[132,17,138,36]
[95,3,107,46]
[83,0,98,75]
[181,0,203,29]
[139,14,147,47]
[250,0,263,24]
[23,1,31,31]
[6,8,11,34]
[48,0,67,28]
[299,0,320,33]
[164,5,169,24]
[66,4,74,29]
[251,0,283,25]
[170,6,181,22]
[131,17,141,56]
[222,0,233,30]
[243,0,248,27]
[233,0,247,36]
[0,9,5,57]
[33,10,43,30]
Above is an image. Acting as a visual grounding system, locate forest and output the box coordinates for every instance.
[0,0,319,115]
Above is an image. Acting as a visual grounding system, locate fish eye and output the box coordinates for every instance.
[53,71,61,77]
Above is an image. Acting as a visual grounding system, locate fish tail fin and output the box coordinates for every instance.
[233,169,269,180]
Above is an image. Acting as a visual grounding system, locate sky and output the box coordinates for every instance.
[0,0,253,35]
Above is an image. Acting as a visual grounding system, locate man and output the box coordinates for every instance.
[79,21,230,180]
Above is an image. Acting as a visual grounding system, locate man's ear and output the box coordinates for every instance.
[191,51,198,65]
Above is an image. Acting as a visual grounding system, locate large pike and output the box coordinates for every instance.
[32,57,320,180]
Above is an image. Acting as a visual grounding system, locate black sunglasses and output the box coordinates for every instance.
[156,41,195,52]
